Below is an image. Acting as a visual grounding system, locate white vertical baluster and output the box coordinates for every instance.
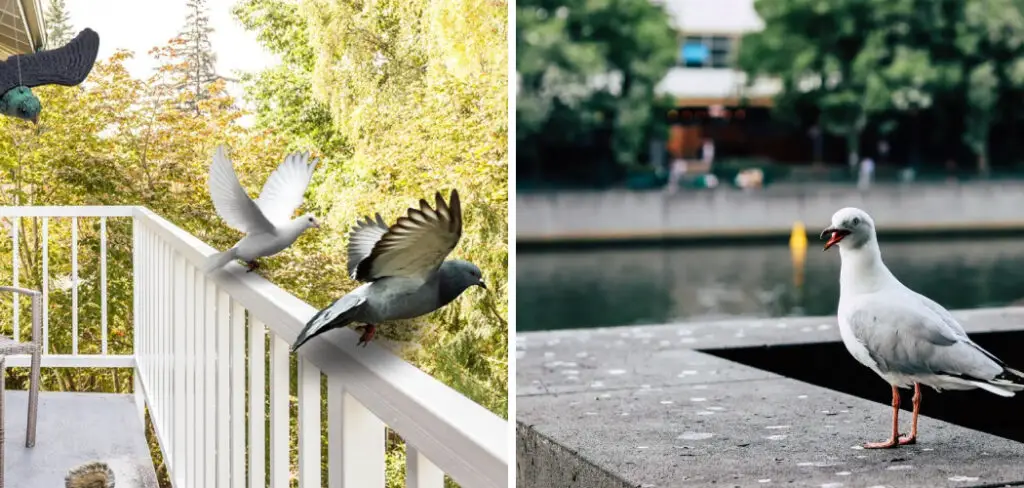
[328,379,343,488]
[298,359,321,488]
[204,279,216,488]
[343,391,386,488]
[215,291,230,488]
[249,317,267,488]
[405,446,444,488]
[269,333,289,488]
[186,267,197,488]
[101,216,108,355]
[132,219,144,424]
[230,301,246,486]
[41,218,47,352]
[71,216,78,355]
[11,217,18,340]
[172,253,186,483]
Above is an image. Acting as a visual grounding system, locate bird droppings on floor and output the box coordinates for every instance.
[677,432,714,440]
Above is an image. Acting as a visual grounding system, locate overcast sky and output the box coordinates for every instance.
[61,0,281,105]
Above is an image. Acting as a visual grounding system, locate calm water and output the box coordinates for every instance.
[517,238,1024,331]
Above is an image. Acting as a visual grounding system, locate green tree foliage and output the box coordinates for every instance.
[44,0,74,48]
[739,0,1024,173]
[516,0,677,184]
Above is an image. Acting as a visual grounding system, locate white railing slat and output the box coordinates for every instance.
[101,216,108,355]
[230,300,246,487]
[132,220,144,424]
[204,279,216,488]
[215,290,231,488]
[298,358,321,488]
[343,391,386,488]
[186,266,198,488]
[406,446,445,488]
[328,379,342,488]
[71,216,78,355]
[11,217,18,341]
[41,217,47,352]
[270,333,290,488]
[172,252,186,484]
[249,317,267,488]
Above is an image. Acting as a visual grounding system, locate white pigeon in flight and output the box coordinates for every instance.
[205,145,321,272]
[821,207,1024,449]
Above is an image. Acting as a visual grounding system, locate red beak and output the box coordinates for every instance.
[820,227,851,251]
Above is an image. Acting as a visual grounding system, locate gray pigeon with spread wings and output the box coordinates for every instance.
[291,189,486,351]
[0,28,100,124]
[205,145,321,273]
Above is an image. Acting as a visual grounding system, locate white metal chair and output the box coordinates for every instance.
[0,286,42,488]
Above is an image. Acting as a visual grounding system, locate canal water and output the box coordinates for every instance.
[517,237,1024,331]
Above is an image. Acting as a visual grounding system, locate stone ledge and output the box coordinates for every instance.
[517,312,1024,488]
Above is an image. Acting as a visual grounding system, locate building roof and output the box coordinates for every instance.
[658,0,763,35]
[656,67,780,104]
[0,0,46,58]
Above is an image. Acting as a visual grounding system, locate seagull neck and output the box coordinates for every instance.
[838,240,893,293]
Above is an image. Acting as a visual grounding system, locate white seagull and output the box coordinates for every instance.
[205,145,321,272]
[821,207,1024,448]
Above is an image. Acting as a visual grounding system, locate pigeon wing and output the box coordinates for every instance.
[255,151,319,226]
[346,213,389,279]
[0,28,100,96]
[354,190,463,282]
[208,145,275,234]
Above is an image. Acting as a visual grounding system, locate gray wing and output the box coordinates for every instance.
[353,190,462,282]
[847,300,1003,380]
[0,28,99,95]
[346,213,389,279]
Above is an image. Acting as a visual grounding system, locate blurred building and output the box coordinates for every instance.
[0,0,46,57]
[657,0,813,164]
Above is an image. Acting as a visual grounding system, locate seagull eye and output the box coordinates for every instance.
[852,217,861,226]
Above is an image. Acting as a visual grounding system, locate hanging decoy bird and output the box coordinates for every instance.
[0,28,99,124]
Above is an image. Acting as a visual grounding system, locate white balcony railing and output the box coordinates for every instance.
[0,206,508,488]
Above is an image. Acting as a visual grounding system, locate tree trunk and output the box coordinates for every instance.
[846,129,860,175]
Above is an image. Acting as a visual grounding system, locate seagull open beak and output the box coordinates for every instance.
[820,227,851,251]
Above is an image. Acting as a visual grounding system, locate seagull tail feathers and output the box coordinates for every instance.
[204,248,238,273]
[969,380,1017,398]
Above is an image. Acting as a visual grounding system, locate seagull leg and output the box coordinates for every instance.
[864,385,901,449]
[245,260,260,273]
[899,383,921,445]
[356,324,377,347]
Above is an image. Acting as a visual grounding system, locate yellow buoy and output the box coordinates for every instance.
[789,221,808,263]
[790,221,808,287]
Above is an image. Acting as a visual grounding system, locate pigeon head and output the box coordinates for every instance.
[820,207,875,251]
[301,214,321,230]
[3,86,41,124]
[437,259,486,305]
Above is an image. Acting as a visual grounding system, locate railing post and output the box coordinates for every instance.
[406,446,444,488]
[133,218,145,425]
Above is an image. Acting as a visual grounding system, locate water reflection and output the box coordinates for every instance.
[517,238,1024,331]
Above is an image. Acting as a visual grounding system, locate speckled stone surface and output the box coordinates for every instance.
[517,309,1024,488]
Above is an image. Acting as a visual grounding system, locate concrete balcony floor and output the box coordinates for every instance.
[2,391,158,487]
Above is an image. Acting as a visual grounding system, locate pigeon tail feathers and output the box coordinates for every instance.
[291,294,367,352]
[204,248,238,273]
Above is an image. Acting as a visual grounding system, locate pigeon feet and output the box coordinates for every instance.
[356,324,377,347]
[863,437,900,449]
[245,260,260,273]
[898,434,917,445]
